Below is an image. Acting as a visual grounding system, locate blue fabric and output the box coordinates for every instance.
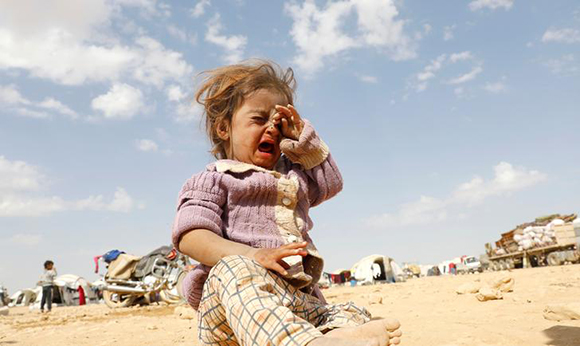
[102,249,124,263]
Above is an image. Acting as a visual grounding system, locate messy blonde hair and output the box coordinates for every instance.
[195,59,296,159]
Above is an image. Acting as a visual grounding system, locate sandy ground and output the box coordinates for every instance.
[1,264,580,346]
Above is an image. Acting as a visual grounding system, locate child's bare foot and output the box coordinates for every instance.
[324,319,402,346]
[308,336,379,346]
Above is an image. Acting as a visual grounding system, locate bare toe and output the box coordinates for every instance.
[384,319,400,332]
[389,329,402,338]
[389,336,401,345]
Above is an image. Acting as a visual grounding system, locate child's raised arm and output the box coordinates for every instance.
[273,105,343,207]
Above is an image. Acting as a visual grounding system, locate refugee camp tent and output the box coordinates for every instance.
[390,261,404,281]
[30,274,98,309]
[351,255,397,285]
[9,289,37,307]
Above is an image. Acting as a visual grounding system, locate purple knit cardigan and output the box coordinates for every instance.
[172,120,343,310]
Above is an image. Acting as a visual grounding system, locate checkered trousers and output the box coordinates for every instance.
[198,255,371,346]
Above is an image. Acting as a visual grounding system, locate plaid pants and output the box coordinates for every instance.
[198,255,371,346]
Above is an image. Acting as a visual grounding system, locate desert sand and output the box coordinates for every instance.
[1,264,579,346]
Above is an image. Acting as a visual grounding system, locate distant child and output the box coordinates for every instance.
[39,260,57,312]
[172,60,402,346]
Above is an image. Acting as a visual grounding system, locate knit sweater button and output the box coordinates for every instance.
[282,197,291,206]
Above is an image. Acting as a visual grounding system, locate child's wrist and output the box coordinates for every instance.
[245,247,258,260]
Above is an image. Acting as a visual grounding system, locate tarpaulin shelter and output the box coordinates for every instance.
[30,274,98,309]
[351,254,397,285]
[9,289,37,307]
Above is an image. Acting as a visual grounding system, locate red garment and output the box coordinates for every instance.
[93,255,102,273]
[78,285,86,305]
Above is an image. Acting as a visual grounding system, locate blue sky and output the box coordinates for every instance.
[1,0,579,293]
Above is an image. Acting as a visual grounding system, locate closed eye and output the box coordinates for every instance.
[251,116,268,125]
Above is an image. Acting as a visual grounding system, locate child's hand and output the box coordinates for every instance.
[273,104,304,141]
[247,241,308,276]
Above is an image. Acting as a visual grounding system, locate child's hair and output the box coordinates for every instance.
[195,59,297,159]
[44,260,54,269]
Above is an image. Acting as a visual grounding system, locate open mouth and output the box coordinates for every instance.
[258,138,276,154]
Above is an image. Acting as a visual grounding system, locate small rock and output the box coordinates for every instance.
[456,282,481,295]
[368,295,383,305]
[0,307,9,316]
[489,275,515,293]
[543,303,580,321]
[475,287,503,302]
[147,325,158,330]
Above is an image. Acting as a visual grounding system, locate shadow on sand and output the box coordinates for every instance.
[543,325,580,346]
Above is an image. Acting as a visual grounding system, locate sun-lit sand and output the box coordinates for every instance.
[2,264,579,346]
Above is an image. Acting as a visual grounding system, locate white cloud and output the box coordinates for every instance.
[72,187,135,213]
[0,156,45,192]
[411,52,482,92]
[364,161,546,229]
[542,28,580,44]
[365,195,448,228]
[107,187,135,212]
[166,84,187,102]
[205,14,247,64]
[447,65,483,84]
[0,85,31,105]
[91,83,145,120]
[285,0,416,76]
[135,139,159,152]
[38,98,78,118]
[167,25,187,42]
[450,51,473,63]
[132,37,193,88]
[10,233,42,246]
[0,156,139,216]
[483,81,507,93]
[543,54,579,75]
[191,0,210,18]
[15,108,50,119]
[357,74,378,84]
[423,24,432,34]
[1,85,79,119]
[165,84,201,123]
[413,54,447,91]
[443,25,456,41]
[469,0,514,11]
[0,2,192,87]
[174,102,203,123]
[452,162,546,205]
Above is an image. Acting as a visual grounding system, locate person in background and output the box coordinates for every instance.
[39,260,57,313]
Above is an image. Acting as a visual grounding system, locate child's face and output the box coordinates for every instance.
[46,263,53,270]
[227,89,285,169]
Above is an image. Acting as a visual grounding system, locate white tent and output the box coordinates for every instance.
[30,274,99,309]
[9,289,37,307]
[351,254,398,285]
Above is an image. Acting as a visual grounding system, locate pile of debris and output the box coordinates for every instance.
[494,213,577,255]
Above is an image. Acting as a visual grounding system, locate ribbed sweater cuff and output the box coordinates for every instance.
[280,120,330,170]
